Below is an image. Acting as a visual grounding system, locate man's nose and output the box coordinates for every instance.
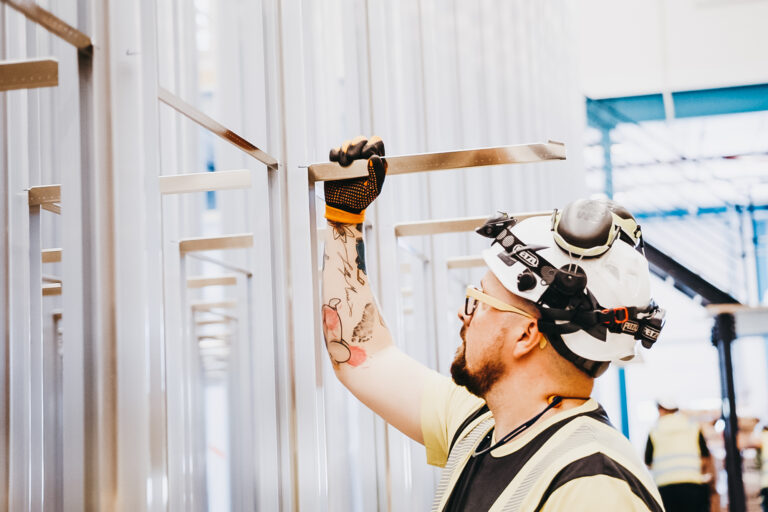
[457,306,469,325]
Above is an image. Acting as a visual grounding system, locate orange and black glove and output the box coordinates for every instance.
[324,135,387,224]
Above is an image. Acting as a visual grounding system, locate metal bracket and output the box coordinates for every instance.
[445,256,484,269]
[308,141,566,182]
[42,248,62,263]
[0,0,91,49]
[42,283,62,296]
[394,211,550,237]
[158,88,277,168]
[28,184,61,206]
[187,275,238,288]
[178,233,254,254]
[159,169,251,195]
[190,300,238,312]
[0,58,58,92]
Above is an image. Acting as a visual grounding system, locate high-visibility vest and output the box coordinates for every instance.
[761,429,768,489]
[649,413,703,487]
[432,411,661,511]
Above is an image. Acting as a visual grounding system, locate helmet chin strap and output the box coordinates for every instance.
[472,395,590,458]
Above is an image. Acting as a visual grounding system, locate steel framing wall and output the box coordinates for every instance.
[0,0,585,510]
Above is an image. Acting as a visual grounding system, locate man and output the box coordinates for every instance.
[644,398,717,512]
[320,136,667,511]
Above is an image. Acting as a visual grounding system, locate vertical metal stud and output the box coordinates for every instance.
[28,203,43,507]
[0,2,9,504]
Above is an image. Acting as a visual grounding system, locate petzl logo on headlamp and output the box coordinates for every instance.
[513,245,539,268]
[623,322,639,334]
[641,326,659,340]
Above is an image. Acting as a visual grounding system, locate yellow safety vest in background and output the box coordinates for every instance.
[649,413,703,487]
[761,429,768,489]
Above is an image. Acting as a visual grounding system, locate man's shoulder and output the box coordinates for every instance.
[538,410,657,494]
[540,450,663,512]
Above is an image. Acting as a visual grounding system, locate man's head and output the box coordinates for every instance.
[472,199,665,380]
[451,270,592,398]
[656,396,679,416]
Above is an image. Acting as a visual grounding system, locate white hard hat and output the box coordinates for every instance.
[478,199,665,377]
[656,395,679,411]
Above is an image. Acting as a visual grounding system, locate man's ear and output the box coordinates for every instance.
[510,319,541,358]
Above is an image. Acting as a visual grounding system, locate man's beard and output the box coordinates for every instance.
[450,325,506,398]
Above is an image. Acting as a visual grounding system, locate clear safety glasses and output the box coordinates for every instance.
[465,286,536,318]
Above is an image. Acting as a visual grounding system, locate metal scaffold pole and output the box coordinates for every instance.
[711,312,746,512]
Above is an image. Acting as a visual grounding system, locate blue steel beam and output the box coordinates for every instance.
[587,83,768,129]
[674,84,768,118]
[633,204,768,220]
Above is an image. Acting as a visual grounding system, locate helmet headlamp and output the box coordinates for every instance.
[551,199,644,258]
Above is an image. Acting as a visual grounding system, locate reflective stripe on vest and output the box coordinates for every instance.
[761,430,768,489]
[432,413,661,511]
[649,414,703,487]
[432,415,495,511]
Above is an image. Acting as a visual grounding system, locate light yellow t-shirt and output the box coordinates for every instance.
[421,373,664,512]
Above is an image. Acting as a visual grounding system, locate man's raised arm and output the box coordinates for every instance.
[319,136,436,444]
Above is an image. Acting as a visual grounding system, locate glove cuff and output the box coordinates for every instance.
[325,205,365,224]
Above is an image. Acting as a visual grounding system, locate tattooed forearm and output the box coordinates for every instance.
[322,298,365,367]
[337,248,359,316]
[351,303,375,343]
[322,222,394,371]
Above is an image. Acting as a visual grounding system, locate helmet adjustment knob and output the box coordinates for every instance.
[517,269,537,292]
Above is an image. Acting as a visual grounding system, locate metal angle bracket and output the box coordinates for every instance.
[187,275,238,288]
[42,283,62,296]
[158,88,277,168]
[178,233,254,254]
[28,184,61,206]
[0,58,58,92]
[190,300,238,312]
[446,255,485,270]
[307,141,566,182]
[0,0,92,50]
[42,248,62,263]
[159,169,252,195]
[394,211,551,237]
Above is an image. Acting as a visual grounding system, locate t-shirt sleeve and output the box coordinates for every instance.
[644,436,653,466]
[420,372,485,467]
[698,431,710,457]
[540,475,659,512]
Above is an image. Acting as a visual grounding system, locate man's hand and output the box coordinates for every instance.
[324,135,387,224]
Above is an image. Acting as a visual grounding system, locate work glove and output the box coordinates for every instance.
[324,135,387,224]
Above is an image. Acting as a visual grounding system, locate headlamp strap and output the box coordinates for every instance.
[490,223,665,349]
[538,304,664,348]
[493,227,559,284]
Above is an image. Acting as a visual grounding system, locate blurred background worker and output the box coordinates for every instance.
[645,397,716,512]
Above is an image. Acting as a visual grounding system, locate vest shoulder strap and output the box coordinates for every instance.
[494,417,661,512]
[432,413,495,512]
[449,403,490,452]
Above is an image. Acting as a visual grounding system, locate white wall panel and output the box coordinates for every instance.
[1,0,585,510]
[297,0,584,510]
[573,0,768,98]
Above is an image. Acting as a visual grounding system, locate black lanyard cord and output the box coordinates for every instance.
[471,395,589,458]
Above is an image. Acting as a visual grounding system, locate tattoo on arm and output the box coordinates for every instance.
[322,298,366,367]
[322,222,391,369]
[351,303,375,344]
